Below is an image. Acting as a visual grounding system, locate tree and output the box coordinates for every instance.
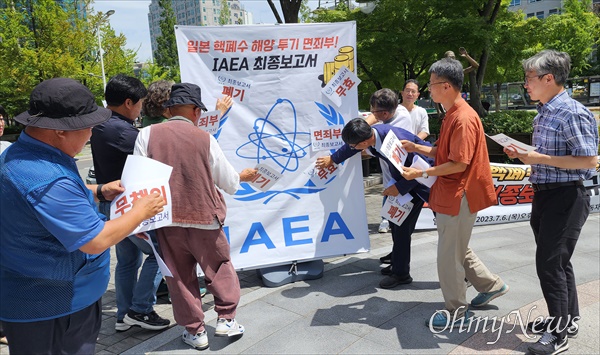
[154,0,180,81]
[219,0,231,25]
[268,0,303,23]
[0,0,134,115]
[539,0,600,76]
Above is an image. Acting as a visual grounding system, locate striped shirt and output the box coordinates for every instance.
[530,90,598,184]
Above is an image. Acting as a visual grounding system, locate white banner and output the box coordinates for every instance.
[176,22,369,270]
[416,161,600,230]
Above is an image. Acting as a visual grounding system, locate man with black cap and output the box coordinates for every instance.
[134,82,257,350]
[0,78,166,354]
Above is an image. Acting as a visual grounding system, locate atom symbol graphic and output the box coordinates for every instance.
[236,98,311,174]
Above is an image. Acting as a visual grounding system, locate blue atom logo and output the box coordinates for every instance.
[236,98,311,174]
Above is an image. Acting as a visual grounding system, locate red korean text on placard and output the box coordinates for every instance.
[251,173,271,189]
[317,164,338,180]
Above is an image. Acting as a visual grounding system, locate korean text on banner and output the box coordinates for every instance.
[110,155,173,234]
[176,22,369,270]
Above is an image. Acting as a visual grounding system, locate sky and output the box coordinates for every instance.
[93,0,344,62]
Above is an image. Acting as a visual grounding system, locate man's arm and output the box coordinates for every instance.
[504,149,597,169]
[401,140,436,158]
[402,160,467,181]
[459,47,479,74]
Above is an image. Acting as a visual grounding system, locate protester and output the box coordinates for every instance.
[91,74,171,332]
[505,50,598,355]
[400,80,430,140]
[363,89,414,238]
[142,80,173,128]
[134,82,257,350]
[0,78,165,354]
[401,57,509,330]
[316,118,431,289]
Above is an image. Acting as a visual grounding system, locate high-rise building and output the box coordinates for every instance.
[148,0,250,60]
[507,0,563,19]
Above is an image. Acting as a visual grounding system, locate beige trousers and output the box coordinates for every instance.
[436,195,504,315]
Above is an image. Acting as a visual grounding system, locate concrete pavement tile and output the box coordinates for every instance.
[571,252,600,284]
[239,316,360,354]
[260,264,377,316]
[340,337,404,354]
[309,291,424,337]
[362,302,471,353]
[473,244,536,274]
[578,279,600,298]
[104,336,146,354]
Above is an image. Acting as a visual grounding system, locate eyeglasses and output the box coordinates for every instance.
[349,141,364,149]
[427,81,447,89]
[403,89,419,94]
[524,73,548,84]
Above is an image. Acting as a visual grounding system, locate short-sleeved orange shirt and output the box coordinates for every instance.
[429,100,496,216]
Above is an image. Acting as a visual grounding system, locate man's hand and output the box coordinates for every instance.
[316,155,334,169]
[135,232,149,240]
[401,166,421,181]
[382,184,399,196]
[400,140,417,153]
[504,147,541,165]
[459,47,468,56]
[239,168,258,182]
[102,180,125,201]
[216,95,233,115]
[131,193,166,220]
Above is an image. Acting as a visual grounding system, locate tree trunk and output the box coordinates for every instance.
[279,0,302,23]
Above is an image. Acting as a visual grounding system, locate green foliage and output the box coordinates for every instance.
[154,0,180,82]
[219,0,231,25]
[480,110,537,134]
[0,0,137,115]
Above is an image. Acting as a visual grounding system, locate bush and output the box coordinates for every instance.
[481,110,537,134]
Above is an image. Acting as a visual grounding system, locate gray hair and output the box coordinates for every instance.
[522,50,571,85]
[429,58,463,90]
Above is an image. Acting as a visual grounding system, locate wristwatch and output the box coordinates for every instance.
[421,170,429,179]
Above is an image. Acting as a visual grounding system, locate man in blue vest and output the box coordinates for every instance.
[316,117,431,289]
[0,78,166,354]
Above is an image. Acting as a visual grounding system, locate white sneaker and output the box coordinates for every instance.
[182,329,209,350]
[215,318,245,337]
[378,219,390,233]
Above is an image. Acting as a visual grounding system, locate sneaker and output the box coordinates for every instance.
[379,252,392,264]
[527,319,579,338]
[379,274,413,289]
[378,219,390,233]
[426,310,472,330]
[124,310,170,331]
[381,264,392,276]
[115,319,131,332]
[528,332,568,355]
[470,284,509,307]
[182,329,209,350]
[215,318,245,337]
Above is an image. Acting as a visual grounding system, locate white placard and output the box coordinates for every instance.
[197,109,221,135]
[486,133,536,153]
[381,195,414,227]
[250,164,283,192]
[142,233,173,277]
[310,124,344,152]
[110,155,173,234]
[380,131,408,174]
[321,65,361,107]
[304,160,341,188]
[411,155,437,188]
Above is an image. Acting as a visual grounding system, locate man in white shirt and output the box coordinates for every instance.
[400,80,430,140]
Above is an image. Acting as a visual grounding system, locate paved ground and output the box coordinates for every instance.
[1,175,598,354]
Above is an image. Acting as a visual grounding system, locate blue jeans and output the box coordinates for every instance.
[99,202,163,320]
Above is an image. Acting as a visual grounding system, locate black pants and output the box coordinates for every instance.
[390,197,425,277]
[530,185,590,339]
[4,298,102,355]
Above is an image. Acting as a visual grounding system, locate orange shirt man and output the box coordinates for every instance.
[401,58,508,331]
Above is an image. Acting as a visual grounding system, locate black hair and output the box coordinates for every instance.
[105,74,147,107]
[342,118,373,145]
[369,88,398,113]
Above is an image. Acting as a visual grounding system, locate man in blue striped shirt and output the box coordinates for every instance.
[506,50,598,355]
